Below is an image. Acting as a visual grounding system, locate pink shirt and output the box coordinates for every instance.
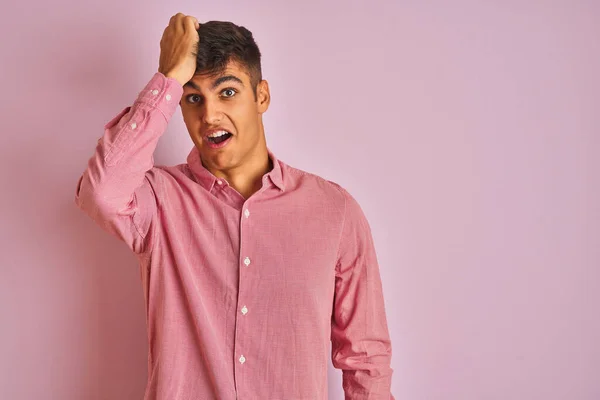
[75,72,395,400]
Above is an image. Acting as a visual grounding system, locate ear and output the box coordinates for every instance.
[256,80,270,114]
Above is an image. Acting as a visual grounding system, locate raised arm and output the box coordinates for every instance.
[74,13,199,253]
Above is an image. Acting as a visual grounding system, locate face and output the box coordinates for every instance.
[180,61,270,172]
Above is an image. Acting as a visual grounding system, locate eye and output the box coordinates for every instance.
[186,94,202,104]
[221,88,237,98]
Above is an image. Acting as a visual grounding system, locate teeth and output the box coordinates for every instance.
[208,130,229,138]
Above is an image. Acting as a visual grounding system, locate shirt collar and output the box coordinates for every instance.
[186,146,286,193]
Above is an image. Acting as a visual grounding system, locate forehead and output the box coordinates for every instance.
[184,61,251,91]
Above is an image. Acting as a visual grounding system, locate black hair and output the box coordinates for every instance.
[195,21,262,99]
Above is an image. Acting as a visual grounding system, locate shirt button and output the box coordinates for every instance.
[239,355,246,364]
[151,89,159,95]
[166,94,172,101]
[244,209,250,218]
[241,305,248,315]
[130,122,137,129]
[243,257,251,266]
[217,180,223,185]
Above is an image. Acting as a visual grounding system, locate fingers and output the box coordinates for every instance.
[169,13,199,33]
[184,15,200,33]
[169,13,182,28]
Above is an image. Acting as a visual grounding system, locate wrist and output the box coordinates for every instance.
[161,71,186,87]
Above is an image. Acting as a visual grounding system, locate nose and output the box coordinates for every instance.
[202,99,223,125]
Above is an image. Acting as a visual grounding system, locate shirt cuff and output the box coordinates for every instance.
[133,72,184,121]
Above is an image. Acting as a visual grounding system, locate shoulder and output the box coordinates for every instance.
[279,161,360,214]
[143,163,196,192]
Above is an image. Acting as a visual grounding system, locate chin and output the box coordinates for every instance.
[201,146,238,169]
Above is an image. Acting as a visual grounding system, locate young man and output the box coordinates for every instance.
[75,13,395,400]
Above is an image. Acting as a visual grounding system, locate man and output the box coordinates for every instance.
[75,13,395,400]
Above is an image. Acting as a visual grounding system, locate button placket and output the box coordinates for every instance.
[237,204,252,375]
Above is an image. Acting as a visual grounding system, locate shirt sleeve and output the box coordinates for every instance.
[74,72,183,254]
[331,186,396,399]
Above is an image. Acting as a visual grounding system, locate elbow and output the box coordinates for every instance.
[74,173,115,220]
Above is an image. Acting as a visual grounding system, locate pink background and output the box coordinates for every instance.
[1,1,598,399]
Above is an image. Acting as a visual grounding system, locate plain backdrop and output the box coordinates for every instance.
[0,1,598,399]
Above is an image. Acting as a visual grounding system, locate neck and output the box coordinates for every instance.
[205,140,272,200]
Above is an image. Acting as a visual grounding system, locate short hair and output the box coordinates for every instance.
[195,21,262,99]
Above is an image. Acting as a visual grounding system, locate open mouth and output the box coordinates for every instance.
[208,132,233,144]
[205,130,234,148]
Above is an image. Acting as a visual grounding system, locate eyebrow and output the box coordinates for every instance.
[184,75,245,91]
